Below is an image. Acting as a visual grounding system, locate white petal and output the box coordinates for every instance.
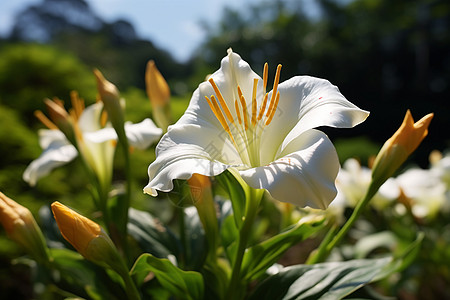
[174,50,263,132]
[144,145,229,196]
[83,127,117,143]
[239,130,339,209]
[38,128,69,149]
[84,118,163,149]
[260,76,369,164]
[144,123,241,196]
[124,118,163,149]
[23,130,77,186]
[78,102,104,132]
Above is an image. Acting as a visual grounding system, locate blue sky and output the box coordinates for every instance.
[0,0,268,62]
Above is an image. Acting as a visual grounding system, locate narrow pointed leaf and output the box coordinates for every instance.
[241,215,325,282]
[130,253,204,300]
[127,208,180,259]
[50,248,125,300]
[249,233,423,300]
[216,170,246,229]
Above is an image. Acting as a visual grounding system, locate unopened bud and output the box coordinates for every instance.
[145,60,172,131]
[94,69,127,144]
[371,110,433,191]
[44,98,77,145]
[187,174,218,250]
[0,192,49,262]
[51,201,121,269]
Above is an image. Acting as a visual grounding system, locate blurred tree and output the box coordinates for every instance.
[9,0,103,42]
[6,0,188,92]
[0,43,96,125]
[0,105,40,193]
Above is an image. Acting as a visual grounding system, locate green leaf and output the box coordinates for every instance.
[241,215,325,282]
[219,207,239,263]
[127,208,181,259]
[50,248,125,300]
[183,207,207,270]
[39,205,68,248]
[216,170,246,229]
[372,232,424,282]
[354,231,398,259]
[107,191,129,239]
[249,257,391,300]
[130,253,204,300]
[249,233,423,300]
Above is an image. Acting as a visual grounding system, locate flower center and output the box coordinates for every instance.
[205,63,282,167]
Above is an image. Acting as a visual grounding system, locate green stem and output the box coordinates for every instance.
[308,184,379,263]
[226,188,263,300]
[117,266,141,300]
[305,223,338,265]
[120,140,132,264]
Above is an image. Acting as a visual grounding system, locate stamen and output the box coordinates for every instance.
[265,91,280,126]
[266,64,282,117]
[205,95,235,143]
[100,110,108,127]
[237,85,244,101]
[70,112,83,142]
[34,110,58,130]
[263,62,268,92]
[251,78,258,127]
[70,91,85,120]
[236,86,249,130]
[257,93,268,121]
[234,99,242,125]
[208,78,234,124]
[239,94,248,130]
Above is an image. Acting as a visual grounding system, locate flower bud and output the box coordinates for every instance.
[44,98,77,145]
[187,174,218,250]
[370,110,433,191]
[94,69,127,144]
[145,60,172,131]
[51,201,121,269]
[0,192,49,262]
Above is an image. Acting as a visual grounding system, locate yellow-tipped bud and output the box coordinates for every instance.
[146,60,170,107]
[94,69,121,106]
[43,98,77,145]
[44,98,69,125]
[188,173,212,205]
[187,174,218,252]
[0,192,49,262]
[371,110,434,187]
[93,69,127,143]
[145,60,172,131]
[51,201,120,268]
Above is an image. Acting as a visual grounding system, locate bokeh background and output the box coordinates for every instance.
[0,0,449,298]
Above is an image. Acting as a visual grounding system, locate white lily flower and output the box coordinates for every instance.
[396,167,447,219]
[24,102,162,186]
[144,49,369,208]
[430,151,450,188]
[334,158,400,210]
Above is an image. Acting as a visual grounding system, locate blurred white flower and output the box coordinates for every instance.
[334,158,400,210]
[24,102,162,186]
[396,167,447,219]
[430,151,450,188]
